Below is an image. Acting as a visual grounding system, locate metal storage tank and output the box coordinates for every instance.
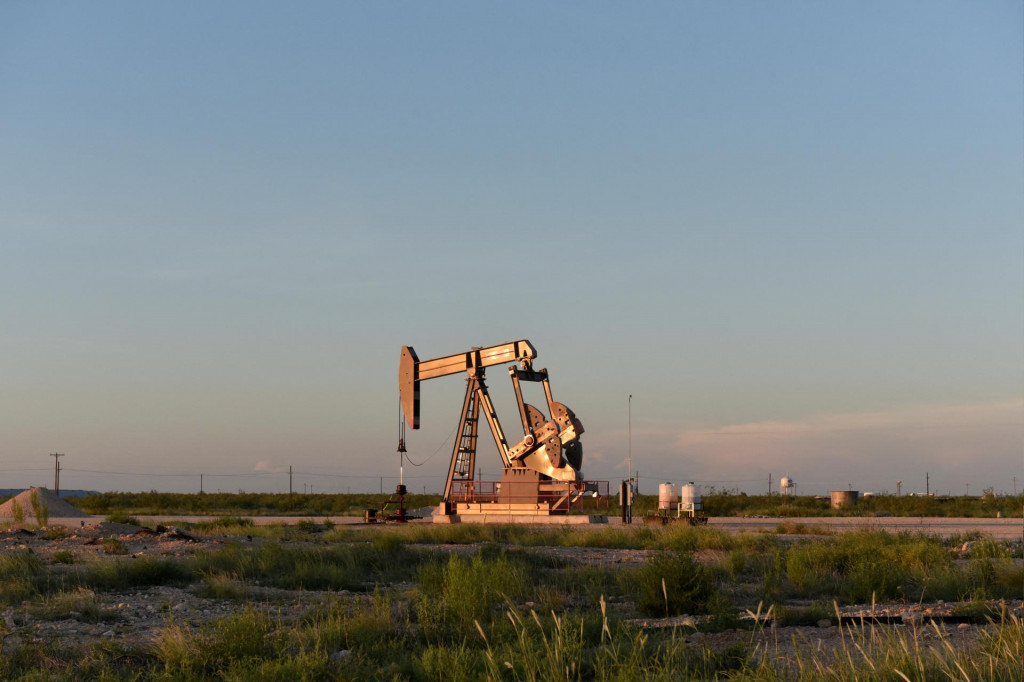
[680,482,702,511]
[658,483,678,511]
[830,490,859,509]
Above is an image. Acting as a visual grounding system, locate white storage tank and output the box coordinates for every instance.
[680,482,702,512]
[658,482,678,511]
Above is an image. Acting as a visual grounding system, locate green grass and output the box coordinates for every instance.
[191,540,426,591]
[67,490,1024,518]
[68,556,193,591]
[29,588,115,623]
[0,526,1021,680]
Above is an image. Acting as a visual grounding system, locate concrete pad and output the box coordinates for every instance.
[434,514,608,525]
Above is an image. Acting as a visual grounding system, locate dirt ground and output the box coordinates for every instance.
[3,520,1021,659]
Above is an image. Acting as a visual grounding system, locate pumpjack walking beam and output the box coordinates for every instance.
[399,340,537,430]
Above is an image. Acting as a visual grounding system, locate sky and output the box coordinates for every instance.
[1,2,1022,496]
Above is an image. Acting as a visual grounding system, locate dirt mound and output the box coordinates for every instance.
[0,487,92,520]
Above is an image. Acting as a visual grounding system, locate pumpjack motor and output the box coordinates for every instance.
[399,340,596,517]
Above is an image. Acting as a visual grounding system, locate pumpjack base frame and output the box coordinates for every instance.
[433,509,609,525]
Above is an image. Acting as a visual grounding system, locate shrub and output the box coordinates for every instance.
[10,499,24,524]
[620,551,717,617]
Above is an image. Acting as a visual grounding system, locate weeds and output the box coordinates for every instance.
[101,538,128,555]
[29,490,49,528]
[69,556,192,591]
[30,588,115,623]
[42,526,67,540]
[104,511,140,526]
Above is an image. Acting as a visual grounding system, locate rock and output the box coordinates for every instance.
[163,527,198,543]
[957,623,970,630]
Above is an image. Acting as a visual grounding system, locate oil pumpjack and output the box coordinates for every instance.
[399,340,598,518]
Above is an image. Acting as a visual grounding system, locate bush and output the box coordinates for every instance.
[620,551,717,617]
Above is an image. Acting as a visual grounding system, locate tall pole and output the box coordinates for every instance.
[289,466,293,496]
[50,453,64,495]
[926,471,930,496]
[628,394,632,488]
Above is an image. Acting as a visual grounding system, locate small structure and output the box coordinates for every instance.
[780,476,795,496]
[658,482,678,512]
[645,481,707,525]
[830,490,859,509]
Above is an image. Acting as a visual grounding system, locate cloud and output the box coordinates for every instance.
[588,400,1024,495]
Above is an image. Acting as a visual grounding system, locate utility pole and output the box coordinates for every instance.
[627,394,632,494]
[289,466,293,496]
[50,453,64,495]
[768,472,772,496]
[926,472,930,496]
[200,474,203,494]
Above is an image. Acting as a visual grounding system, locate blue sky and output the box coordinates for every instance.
[2,2,1022,495]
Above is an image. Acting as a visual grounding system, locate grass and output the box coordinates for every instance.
[0,522,1021,679]
[30,588,116,623]
[67,490,1024,518]
[192,540,426,591]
